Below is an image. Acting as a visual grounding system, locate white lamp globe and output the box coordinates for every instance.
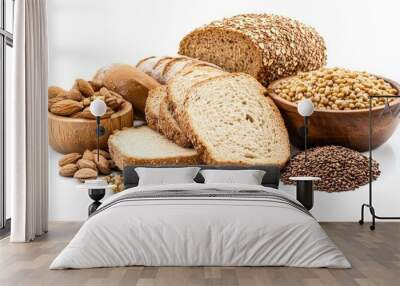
[90,99,107,117]
[297,99,314,117]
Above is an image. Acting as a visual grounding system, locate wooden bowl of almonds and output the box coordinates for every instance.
[267,67,400,151]
[48,79,134,154]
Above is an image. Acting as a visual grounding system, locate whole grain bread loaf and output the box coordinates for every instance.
[145,86,165,132]
[136,55,221,84]
[108,126,200,169]
[179,14,327,86]
[181,73,290,167]
[92,64,160,114]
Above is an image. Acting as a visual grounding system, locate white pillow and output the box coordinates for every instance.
[135,167,200,186]
[200,169,266,185]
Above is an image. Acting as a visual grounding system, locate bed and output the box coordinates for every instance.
[50,165,350,269]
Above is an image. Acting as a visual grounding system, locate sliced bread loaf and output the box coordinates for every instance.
[151,57,175,82]
[108,126,200,169]
[136,55,222,84]
[181,73,290,166]
[159,95,192,148]
[166,65,226,124]
[136,56,163,76]
[145,86,166,132]
[179,14,327,86]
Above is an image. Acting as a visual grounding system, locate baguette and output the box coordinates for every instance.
[181,73,290,167]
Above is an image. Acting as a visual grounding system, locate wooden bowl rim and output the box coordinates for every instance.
[48,101,132,123]
[267,74,400,114]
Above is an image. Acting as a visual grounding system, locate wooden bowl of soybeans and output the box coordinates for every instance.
[267,67,400,151]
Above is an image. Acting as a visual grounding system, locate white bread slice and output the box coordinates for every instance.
[159,95,192,147]
[166,65,226,124]
[145,86,166,132]
[181,73,290,167]
[108,126,200,169]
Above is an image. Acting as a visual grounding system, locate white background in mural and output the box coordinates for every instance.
[48,0,400,221]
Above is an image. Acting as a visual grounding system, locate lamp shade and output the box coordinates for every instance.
[297,99,314,117]
[90,99,107,117]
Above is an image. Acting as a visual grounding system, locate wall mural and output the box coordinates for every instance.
[48,14,399,194]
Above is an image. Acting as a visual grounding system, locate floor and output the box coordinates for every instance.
[0,222,399,286]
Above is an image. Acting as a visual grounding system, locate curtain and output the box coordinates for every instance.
[9,0,48,242]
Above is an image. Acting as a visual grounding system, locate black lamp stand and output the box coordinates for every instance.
[359,95,400,230]
[87,117,106,216]
[95,116,106,160]
[88,188,106,216]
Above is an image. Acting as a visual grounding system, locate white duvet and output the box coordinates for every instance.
[50,183,350,269]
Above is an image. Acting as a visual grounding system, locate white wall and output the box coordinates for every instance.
[48,0,400,221]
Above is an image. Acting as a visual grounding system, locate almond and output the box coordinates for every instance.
[92,149,110,159]
[50,99,84,116]
[82,149,95,161]
[48,86,66,99]
[76,79,95,97]
[59,153,82,167]
[59,163,78,177]
[74,168,98,182]
[95,155,111,175]
[82,98,91,107]
[105,95,121,111]
[48,96,65,110]
[89,80,103,92]
[77,159,97,170]
[70,107,96,119]
[99,87,111,98]
[62,89,83,101]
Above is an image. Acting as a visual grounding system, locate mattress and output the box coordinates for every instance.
[50,183,350,269]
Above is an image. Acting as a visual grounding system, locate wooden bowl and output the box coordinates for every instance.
[267,76,400,152]
[49,102,134,154]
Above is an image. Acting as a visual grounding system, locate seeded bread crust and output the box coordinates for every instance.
[108,127,201,170]
[179,13,327,86]
[180,73,290,167]
[145,86,166,132]
[159,95,192,147]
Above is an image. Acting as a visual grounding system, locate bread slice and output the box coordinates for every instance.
[159,95,192,148]
[108,126,201,169]
[166,65,226,124]
[181,73,290,167]
[179,14,327,86]
[145,86,166,132]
